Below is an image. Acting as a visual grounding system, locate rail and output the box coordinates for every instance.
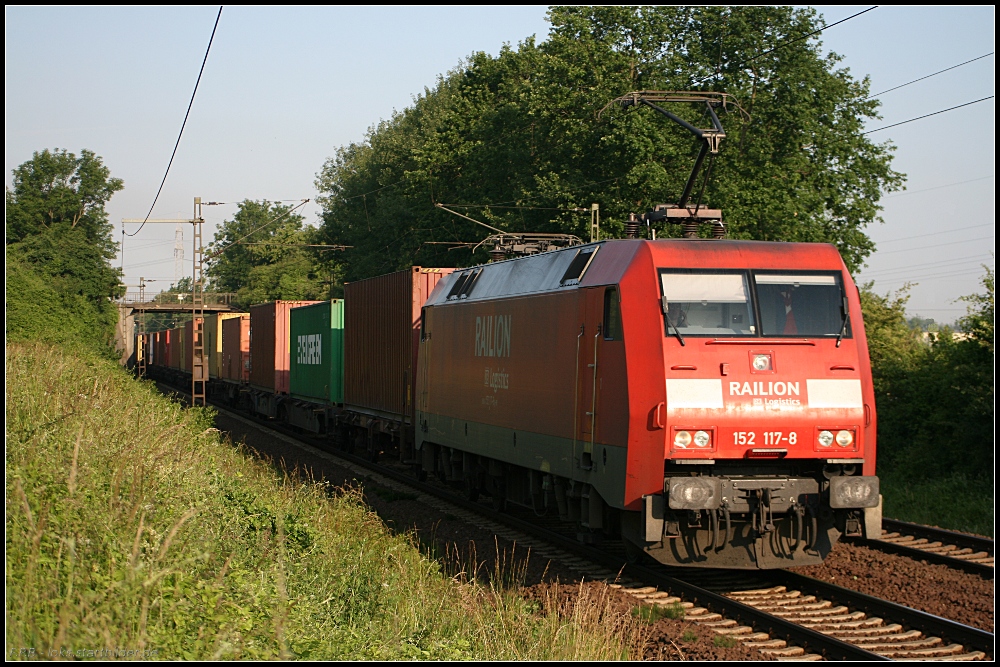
[857,518,994,579]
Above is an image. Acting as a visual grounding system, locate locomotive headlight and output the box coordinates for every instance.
[836,430,854,447]
[829,476,880,508]
[752,354,772,371]
[667,477,722,510]
[674,431,692,448]
[693,430,711,448]
[818,430,834,447]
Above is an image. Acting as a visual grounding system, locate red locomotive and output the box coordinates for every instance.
[416,238,880,568]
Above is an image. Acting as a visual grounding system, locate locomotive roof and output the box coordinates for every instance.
[426,239,844,306]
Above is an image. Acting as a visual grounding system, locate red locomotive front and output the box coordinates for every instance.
[416,238,879,569]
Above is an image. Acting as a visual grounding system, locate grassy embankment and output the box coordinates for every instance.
[880,475,994,537]
[6,342,644,659]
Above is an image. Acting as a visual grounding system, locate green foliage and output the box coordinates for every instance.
[6,343,646,659]
[5,148,124,349]
[205,200,331,308]
[681,630,698,643]
[713,634,737,648]
[633,602,684,623]
[316,7,903,281]
[6,246,119,354]
[5,148,123,252]
[861,270,994,532]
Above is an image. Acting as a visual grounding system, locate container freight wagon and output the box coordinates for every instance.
[416,239,880,569]
[167,327,181,370]
[343,267,453,461]
[248,300,320,418]
[206,313,245,379]
[286,300,345,433]
[220,313,250,385]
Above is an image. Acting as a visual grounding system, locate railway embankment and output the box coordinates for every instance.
[6,343,648,660]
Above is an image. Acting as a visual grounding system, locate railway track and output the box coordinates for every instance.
[859,518,994,579]
[175,386,992,662]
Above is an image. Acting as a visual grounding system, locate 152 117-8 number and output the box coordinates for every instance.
[734,431,797,446]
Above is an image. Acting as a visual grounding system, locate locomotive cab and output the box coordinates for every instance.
[618,240,880,568]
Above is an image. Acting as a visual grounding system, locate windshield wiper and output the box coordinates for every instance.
[836,296,850,348]
[661,296,686,346]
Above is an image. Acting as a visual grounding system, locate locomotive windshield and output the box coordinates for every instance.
[658,269,851,339]
[755,272,851,338]
[660,271,756,336]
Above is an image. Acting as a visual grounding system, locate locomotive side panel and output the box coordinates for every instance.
[418,270,632,508]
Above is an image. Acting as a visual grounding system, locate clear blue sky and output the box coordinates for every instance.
[5,6,994,321]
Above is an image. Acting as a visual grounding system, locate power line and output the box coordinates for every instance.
[884,176,994,199]
[865,52,994,100]
[206,199,310,259]
[694,6,878,86]
[861,254,994,277]
[869,266,993,283]
[125,6,223,237]
[873,222,995,245]
[863,95,994,135]
[873,235,994,255]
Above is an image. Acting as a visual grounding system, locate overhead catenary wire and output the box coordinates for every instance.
[867,266,993,283]
[206,199,310,259]
[871,235,994,256]
[865,52,994,100]
[872,222,995,245]
[884,176,994,199]
[861,253,994,277]
[125,6,223,237]
[863,96,994,135]
[693,6,878,86]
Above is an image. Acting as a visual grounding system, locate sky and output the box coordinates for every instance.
[5,6,995,322]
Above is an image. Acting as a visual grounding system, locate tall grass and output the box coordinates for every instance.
[6,342,644,659]
[880,473,994,537]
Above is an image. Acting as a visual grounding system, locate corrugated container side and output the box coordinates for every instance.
[207,312,243,379]
[289,300,345,404]
[250,301,320,393]
[344,267,452,420]
[167,328,179,369]
[221,314,250,382]
[183,320,193,373]
[156,331,165,368]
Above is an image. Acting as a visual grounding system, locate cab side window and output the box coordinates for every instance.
[603,287,623,341]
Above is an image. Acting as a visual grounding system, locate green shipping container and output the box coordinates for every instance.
[289,300,345,404]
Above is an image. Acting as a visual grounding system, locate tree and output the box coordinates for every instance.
[316,6,904,281]
[861,271,994,482]
[5,148,125,349]
[205,200,329,308]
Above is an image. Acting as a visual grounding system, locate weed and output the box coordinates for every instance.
[632,601,684,624]
[713,634,737,648]
[6,343,646,660]
[681,629,698,642]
